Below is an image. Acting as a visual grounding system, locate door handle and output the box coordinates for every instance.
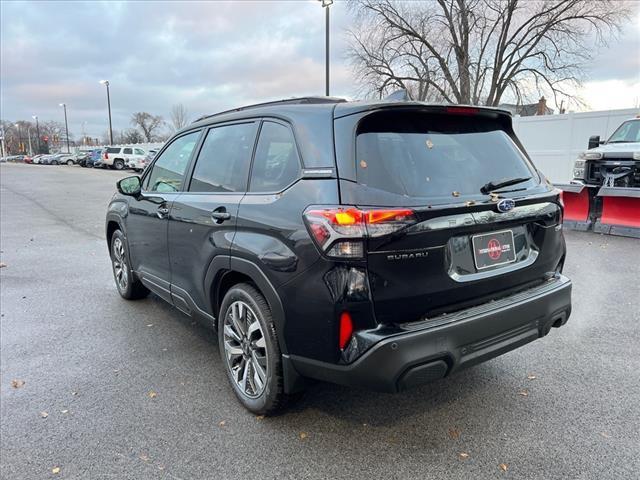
[211,207,231,223]
[157,205,170,219]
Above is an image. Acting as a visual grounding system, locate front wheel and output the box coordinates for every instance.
[66,159,74,166]
[51,160,59,165]
[113,159,124,170]
[110,230,149,300]
[219,283,291,415]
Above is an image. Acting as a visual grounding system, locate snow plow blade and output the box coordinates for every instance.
[557,184,591,231]
[594,187,640,238]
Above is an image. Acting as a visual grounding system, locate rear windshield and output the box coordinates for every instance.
[355,110,537,200]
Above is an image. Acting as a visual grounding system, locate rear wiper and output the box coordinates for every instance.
[480,176,531,194]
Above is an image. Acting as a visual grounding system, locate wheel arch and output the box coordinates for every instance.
[205,256,288,355]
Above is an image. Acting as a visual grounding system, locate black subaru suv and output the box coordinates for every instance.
[106,98,572,414]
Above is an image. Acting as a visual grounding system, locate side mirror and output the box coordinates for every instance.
[588,135,601,150]
[117,176,141,196]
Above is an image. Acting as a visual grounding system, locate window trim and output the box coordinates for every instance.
[141,128,203,193]
[245,119,303,196]
[184,120,260,195]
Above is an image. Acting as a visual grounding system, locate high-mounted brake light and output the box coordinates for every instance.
[304,207,416,258]
[445,106,479,115]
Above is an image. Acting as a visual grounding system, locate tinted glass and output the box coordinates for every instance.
[189,123,257,193]
[145,131,199,193]
[123,148,132,154]
[250,122,300,192]
[106,147,120,154]
[134,148,145,155]
[356,111,536,200]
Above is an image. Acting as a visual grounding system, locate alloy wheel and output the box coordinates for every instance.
[112,237,128,291]
[223,301,268,398]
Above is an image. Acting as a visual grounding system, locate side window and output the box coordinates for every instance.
[134,148,145,155]
[123,147,133,155]
[144,131,200,193]
[249,122,300,192]
[189,122,257,193]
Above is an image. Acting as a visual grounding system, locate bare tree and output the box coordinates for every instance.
[347,0,631,107]
[170,104,190,131]
[120,128,145,144]
[131,112,164,142]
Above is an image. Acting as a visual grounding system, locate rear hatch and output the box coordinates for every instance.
[334,105,564,324]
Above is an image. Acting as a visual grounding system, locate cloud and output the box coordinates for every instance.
[1,0,638,140]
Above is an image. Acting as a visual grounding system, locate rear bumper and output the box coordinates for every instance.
[289,275,572,392]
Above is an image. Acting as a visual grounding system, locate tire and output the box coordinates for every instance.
[109,230,149,300]
[51,160,59,165]
[113,159,124,170]
[218,283,290,415]
[66,159,74,166]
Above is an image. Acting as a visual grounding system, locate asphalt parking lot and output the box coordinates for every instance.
[1,163,639,480]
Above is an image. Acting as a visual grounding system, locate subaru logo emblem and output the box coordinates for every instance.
[497,198,515,213]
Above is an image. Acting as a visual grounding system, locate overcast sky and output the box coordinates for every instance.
[1,0,639,140]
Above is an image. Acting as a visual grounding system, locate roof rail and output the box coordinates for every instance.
[194,96,347,123]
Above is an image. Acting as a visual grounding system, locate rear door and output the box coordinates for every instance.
[334,107,564,324]
[167,121,259,316]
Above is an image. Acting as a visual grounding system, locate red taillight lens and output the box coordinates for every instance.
[303,207,416,258]
[339,311,353,350]
[445,106,479,115]
[104,151,108,160]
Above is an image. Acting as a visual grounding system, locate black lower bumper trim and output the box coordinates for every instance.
[290,275,572,392]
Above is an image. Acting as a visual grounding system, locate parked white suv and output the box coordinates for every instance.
[102,146,147,170]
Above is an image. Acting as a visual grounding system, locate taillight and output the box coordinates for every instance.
[304,206,416,258]
[338,311,353,350]
[104,151,108,160]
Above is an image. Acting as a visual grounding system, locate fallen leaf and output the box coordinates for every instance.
[71,391,78,396]
[11,379,25,389]
[299,432,308,440]
[0,262,7,268]
[148,391,157,398]
[40,411,49,418]
[600,432,611,439]
[139,454,150,462]
[448,427,461,439]
[527,374,537,380]
[61,410,69,414]
[459,452,470,459]
[255,415,265,420]
[146,324,153,327]
[52,467,61,474]
[518,390,529,396]
[218,420,226,427]
[499,463,508,472]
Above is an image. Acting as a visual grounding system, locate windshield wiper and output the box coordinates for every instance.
[481,176,531,194]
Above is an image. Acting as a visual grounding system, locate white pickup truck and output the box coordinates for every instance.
[100,146,148,170]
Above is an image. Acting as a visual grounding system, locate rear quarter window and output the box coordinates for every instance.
[106,147,120,154]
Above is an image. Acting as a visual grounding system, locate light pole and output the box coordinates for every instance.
[319,0,333,96]
[27,127,33,155]
[100,80,113,144]
[14,123,23,154]
[32,115,41,154]
[59,103,71,153]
